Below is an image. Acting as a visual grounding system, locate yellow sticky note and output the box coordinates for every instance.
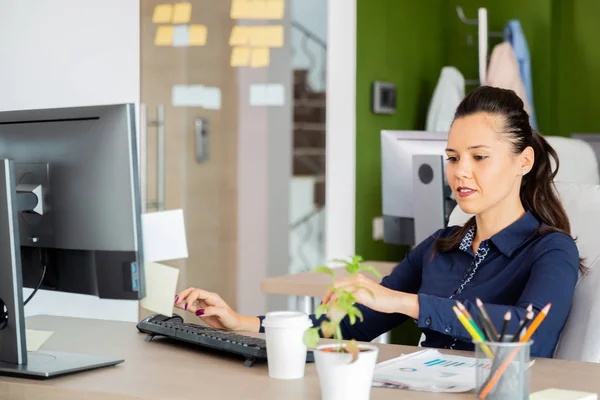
[229,26,249,46]
[265,0,284,19]
[250,47,270,68]
[140,262,180,317]
[189,25,207,46]
[231,47,251,67]
[230,0,248,19]
[152,4,173,24]
[155,26,174,46]
[26,329,53,352]
[231,0,273,19]
[249,26,283,48]
[172,2,192,24]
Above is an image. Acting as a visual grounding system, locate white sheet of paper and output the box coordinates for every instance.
[142,209,188,262]
[139,262,180,316]
[172,25,190,47]
[172,85,190,107]
[26,329,53,351]
[267,83,285,106]
[201,86,222,110]
[249,84,268,106]
[186,85,205,107]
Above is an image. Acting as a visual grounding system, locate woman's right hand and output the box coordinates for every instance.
[174,287,260,332]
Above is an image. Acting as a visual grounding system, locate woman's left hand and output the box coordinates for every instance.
[321,273,417,316]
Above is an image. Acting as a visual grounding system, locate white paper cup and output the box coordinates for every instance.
[261,311,312,379]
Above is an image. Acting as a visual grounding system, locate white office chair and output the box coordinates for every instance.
[544,136,600,185]
[445,181,600,362]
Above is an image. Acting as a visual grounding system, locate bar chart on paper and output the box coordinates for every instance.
[372,349,482,393]
[423,357,491,369]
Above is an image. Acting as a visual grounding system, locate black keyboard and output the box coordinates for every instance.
[137,313,314,367]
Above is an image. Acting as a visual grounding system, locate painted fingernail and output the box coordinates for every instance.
[196,309,205,316]
[175,296,179,303]
[184,303,188,311]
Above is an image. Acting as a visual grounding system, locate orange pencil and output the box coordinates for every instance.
[456,301,474,321]
[478,304,551,400]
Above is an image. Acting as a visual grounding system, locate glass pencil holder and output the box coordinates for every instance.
[473,338,532,400]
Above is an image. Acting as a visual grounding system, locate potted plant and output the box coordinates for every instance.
[303,255,381,400]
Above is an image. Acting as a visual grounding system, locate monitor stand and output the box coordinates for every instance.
[0,159,123,379]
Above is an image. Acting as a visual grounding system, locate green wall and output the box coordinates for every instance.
[355,0,444,262]
[354,0,600,345]
[355,0,445,345]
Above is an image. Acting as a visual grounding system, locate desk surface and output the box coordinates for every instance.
[1,316,599,399]
[260,261,398,297]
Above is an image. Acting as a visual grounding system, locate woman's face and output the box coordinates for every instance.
[445,112,532,216]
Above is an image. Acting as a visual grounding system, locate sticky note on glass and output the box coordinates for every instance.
[172,2,192,24]
[142,209,188,262]
[154,26,174,46]
[140,262,180,317]
[267,83,285,106]
[231,0,254,19]
[229,26,249,46]
[172,25,189,47]
[249,26,283,48]
[26,329,53,352]
[231,47,251,67]
[202,87,222,110]
[189,25,207,46]
[264,0,285,19]
[251,47,270,68]
[152,4,173,23]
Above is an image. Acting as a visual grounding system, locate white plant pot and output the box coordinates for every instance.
[314,343,379,400]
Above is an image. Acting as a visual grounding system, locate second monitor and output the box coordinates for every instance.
[381,130,455,246]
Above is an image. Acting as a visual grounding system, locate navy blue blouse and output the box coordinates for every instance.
[259,211,580,358]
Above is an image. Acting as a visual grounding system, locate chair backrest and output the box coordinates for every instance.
[447,181,600,362]
[544,136,600,185]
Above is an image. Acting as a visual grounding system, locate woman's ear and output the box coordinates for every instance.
[520,146,535,174]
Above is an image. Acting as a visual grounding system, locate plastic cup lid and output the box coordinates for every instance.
[262,311,312,329]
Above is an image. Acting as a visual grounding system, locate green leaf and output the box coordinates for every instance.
[352,255,364,264]
[358,264,381,278]
[348,313,356,325]
[303,328,320,348]
[335,324,343,341]
[321,321,336,338]
[345,262,359,275]
[353,307,364,322]
[331,258,350,264]
[311,266,335,278]
[315,303,329,319]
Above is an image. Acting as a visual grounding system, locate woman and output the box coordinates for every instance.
[174,86,581,358]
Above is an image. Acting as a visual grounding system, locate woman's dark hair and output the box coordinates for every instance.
[434,86,586,273]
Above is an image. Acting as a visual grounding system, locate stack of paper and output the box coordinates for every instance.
[372,349,480,393]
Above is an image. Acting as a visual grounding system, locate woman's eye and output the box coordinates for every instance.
[474,155,488,161]
[446,156,458,162]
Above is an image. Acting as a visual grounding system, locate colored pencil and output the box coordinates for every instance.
[478,304,551,399]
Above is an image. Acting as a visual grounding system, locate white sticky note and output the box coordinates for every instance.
[173,25,190,47]
[172,85,190,107]
[142,209,188,262]
[249,84,268,106]
[186,85,206,107]
[140,262,180,316]
[202,87,222,110]
[267,83,285,106]
[26,329,53,352]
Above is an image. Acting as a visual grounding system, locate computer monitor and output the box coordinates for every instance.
[381,130,456,246]
[0,104,144,378]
